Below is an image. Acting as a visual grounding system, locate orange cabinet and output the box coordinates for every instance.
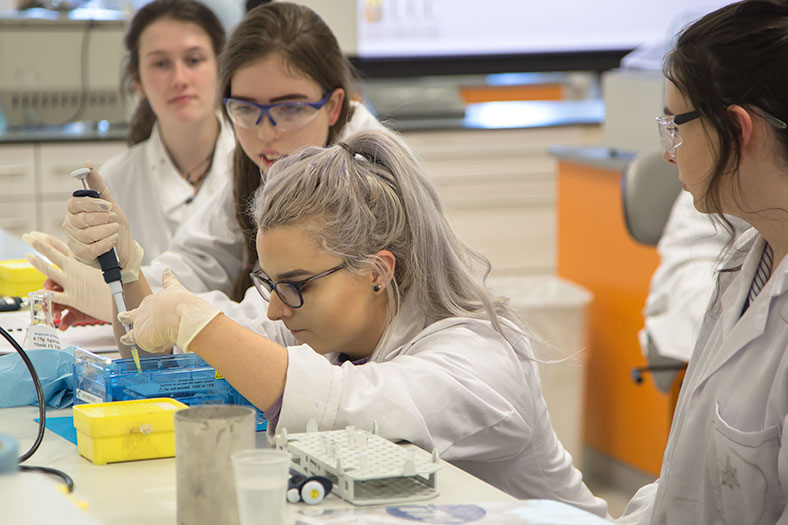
[556,155,675,477]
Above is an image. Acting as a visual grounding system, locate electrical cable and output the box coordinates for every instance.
[58,20,94,126]
[0,325,75,493]
[19,465,74,493]
[0,325,45,461]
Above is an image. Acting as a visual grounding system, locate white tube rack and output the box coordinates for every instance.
[275,421,440,506]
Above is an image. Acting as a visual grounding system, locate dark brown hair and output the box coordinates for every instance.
[665,0,788,226]
[219,2,357,300]
[122,0,225,146]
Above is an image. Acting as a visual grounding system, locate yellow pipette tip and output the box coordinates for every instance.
[131,346,142,373]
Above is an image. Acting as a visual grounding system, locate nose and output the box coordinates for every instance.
[172,60,188,87]
[256,112,280,141]
[266,290,291,321]
[662,149,676,164]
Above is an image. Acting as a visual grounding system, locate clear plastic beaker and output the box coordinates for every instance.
[23,290,61,350]
[28,290,55,327]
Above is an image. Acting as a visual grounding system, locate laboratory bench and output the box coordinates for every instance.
[1,405,520,524]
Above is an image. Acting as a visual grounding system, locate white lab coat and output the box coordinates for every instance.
[213,291,607,518]
[641,191,749,364]
[143,102,384,292]
[618,227,788,524]
[101,114,235,265]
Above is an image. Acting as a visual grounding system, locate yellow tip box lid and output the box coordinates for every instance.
[0,259,46,297]
[73,398,188,465]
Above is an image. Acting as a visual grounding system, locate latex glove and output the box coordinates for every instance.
[62,161,144,283]
[23,231,113,327]
[118,269,221,353]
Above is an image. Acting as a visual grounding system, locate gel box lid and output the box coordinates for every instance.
[73,398,187,438]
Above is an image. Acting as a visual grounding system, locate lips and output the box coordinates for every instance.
[170,94,195,105]
[259,152,283,169]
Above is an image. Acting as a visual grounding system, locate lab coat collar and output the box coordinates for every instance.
[369,293,428,362]
[692,229,788,390]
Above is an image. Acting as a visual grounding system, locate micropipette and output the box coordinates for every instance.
[71,167,142,373]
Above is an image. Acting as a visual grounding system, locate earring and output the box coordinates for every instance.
[373,284,381,292]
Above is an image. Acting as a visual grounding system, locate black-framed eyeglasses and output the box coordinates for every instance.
[250,264,346,309]
[655,110,700,159]
[224,90,334,133]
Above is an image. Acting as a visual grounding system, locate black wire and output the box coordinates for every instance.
[0,325,45,461]
[20,465,74,492]
[0,325,75,493]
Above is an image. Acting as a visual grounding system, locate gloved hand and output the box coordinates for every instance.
[62,161,144,283]
[23,231,113,328]
[118,269,221,353]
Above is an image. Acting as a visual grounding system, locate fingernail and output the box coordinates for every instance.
[100,203,111,211]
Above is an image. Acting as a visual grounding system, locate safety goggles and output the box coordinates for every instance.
[656,110,699,159]
[250,263,346,309]
[656,106,787,159]
[224,91,333,133]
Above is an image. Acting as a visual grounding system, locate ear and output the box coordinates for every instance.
[726,104,754,149]
[371,250,396,291]
[326,88,345,127]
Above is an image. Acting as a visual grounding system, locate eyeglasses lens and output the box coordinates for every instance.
[274,283,302,308]
[227,100,320,132]
[657,118,680,157]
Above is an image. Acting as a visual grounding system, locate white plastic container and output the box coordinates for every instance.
[487,275,593,467]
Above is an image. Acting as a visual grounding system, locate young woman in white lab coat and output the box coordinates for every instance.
[67,129,608,517]
[618,1,788,523]
[35,2,381,327]
[101,0,232,265]
[25,0,231,327]
[141,2,384,298]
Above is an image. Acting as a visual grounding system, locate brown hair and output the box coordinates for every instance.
[219,2,357,300]
[665,0,788,229]
[122,0,225,146]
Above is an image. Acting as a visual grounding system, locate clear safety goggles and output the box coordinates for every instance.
[224,91,333,133]
[656,106,787,159]
[656,110,699,159]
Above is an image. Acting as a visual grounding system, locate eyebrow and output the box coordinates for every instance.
[228,93,312,104]
[259,268,314,281]
[144,46,208,58]
[663,106,675,116]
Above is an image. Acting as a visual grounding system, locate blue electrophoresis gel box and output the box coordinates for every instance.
[73,348,267,431]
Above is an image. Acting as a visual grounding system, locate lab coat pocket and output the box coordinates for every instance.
[709,402,780,525]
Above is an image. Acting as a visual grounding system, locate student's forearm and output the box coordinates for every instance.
[188,314,288,411]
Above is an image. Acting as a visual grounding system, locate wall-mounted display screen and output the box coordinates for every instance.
[350,0,734,76]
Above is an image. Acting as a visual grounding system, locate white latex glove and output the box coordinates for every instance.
[117,269,221,353]
[62,161,144,283]
[22,231,113,324]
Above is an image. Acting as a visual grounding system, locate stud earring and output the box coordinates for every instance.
[373,284,381,292]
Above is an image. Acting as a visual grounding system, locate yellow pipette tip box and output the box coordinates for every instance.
[0,259,45,297]
[72,398,188,465]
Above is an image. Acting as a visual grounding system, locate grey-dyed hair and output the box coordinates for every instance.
[252,129,522,334]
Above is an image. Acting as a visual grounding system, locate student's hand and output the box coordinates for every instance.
[62,161,144,283]
[118,269,221,353]
[46,278,104,330]
[23,231,112,329]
